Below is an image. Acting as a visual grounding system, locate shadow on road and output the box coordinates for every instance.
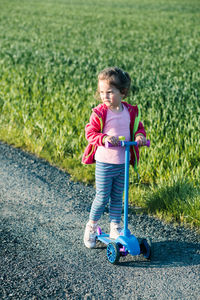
[117,240,200,267]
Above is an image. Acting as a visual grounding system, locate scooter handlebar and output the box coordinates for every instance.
[105,139,150,148]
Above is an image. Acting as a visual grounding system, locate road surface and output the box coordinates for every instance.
[0,141,199,299]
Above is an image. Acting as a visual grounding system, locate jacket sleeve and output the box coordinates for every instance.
[134,121,146,139]
[85,112,107,146]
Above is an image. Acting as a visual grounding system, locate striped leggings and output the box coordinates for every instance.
[89,161,125,224]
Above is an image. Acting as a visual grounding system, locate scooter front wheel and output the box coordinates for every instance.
[107,242,120,264]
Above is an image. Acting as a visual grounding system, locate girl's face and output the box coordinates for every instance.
[98,80,124,111]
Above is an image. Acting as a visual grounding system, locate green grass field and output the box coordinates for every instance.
[0,0,199,228]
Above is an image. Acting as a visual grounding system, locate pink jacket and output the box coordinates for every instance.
[82,101,146,169]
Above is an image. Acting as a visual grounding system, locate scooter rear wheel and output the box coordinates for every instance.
[140,238,151,259]
[107,242,120,264]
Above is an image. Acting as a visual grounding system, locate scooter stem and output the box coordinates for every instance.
[124,144,131,237]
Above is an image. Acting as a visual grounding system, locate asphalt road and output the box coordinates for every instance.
[0,141,200,299]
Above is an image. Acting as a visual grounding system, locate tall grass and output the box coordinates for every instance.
[0,0,199,227]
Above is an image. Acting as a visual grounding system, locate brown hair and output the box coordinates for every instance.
[97,67,131,99]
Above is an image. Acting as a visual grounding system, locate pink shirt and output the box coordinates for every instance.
[95,104,130,164]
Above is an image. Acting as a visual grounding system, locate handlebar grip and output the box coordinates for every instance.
[146,140,150,147]
[105,141,121,148]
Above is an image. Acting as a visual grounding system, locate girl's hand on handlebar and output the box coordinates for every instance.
[135,135,147,147]
[104,135,119,146]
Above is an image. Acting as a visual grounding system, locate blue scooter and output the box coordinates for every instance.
[96,139,151,264]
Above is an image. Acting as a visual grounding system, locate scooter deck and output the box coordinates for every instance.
[96,232,114,245]
[97,232,141,256]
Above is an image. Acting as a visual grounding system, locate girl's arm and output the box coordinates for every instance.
[134,121,147,146]
[85,112,107,146]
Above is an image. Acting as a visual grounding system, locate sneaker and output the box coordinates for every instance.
[110,222,123,239]
[84,222,98,248]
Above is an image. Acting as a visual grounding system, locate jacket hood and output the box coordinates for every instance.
[93,101,137,116]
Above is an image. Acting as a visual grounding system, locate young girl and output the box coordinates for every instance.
[82,67,147,248]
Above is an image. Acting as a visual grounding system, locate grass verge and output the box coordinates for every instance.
[0,0,199,229]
